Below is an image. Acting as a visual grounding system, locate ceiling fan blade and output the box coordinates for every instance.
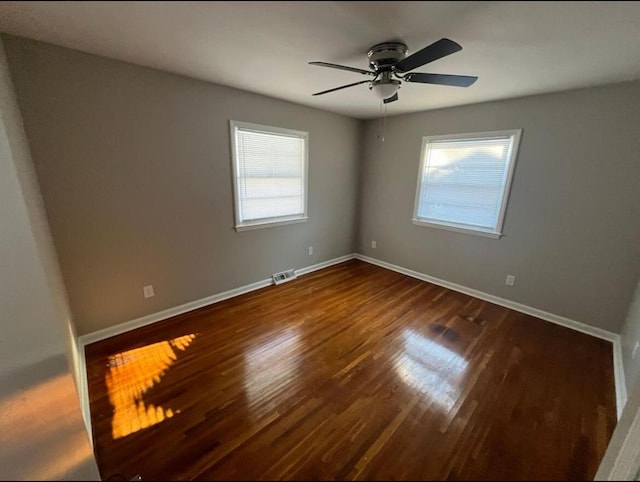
[394,38,462,73]
[312,80,370,96]
[383,92,399,104]
[405,73,478,87]
[309,61,375,76]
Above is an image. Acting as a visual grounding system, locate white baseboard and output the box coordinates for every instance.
[77,338,92,447]
[613,339,628,419]
[354,253,627,418]
[295,253,355,276]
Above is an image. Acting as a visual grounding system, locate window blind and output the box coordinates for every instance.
[234,127,306,224]
[415,135,516,232]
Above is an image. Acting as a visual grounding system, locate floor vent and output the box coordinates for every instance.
[272,269,297,285]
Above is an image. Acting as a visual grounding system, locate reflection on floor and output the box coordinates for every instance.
[244,329,301,419]
[106,334,196,439]
[394,328,469,411]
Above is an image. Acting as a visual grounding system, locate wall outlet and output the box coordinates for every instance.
[308,246,313,256]
[143,285,154,298]
[505,275,516,286]
[371,240,377,248]
[633,341,640,360]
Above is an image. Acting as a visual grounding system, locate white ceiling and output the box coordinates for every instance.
[1,1,640,119]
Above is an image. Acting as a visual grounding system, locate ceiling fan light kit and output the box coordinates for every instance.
[370,75,401,100]
[310,38,478,104]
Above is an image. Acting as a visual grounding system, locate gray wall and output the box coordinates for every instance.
[358,82,640,332]
[621,279,640,392]
[3,35,361,336]
[0,37,99,480]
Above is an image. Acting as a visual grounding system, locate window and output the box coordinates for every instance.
[413,129,521,238]
[230,121,308,231]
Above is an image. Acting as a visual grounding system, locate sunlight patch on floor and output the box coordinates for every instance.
[106,334,196,439]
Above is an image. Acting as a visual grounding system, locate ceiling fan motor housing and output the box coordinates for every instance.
[367,42,408,71]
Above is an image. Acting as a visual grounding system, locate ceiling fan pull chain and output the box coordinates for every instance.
[382,102,388,142]
[378,101,388,142]
[377,99,384,142]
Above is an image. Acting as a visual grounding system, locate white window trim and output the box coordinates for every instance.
[412,129,522,239]
[229,120,309,232]
[234,216,308,232]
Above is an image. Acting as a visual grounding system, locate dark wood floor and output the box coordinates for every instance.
[85,259,616,480]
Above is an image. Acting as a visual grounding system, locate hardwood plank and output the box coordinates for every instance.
[85,259,616,480]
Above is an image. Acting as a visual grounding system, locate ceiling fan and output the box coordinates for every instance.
[309,38,478,104]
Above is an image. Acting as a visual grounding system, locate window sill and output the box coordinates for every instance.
[235,216,308,232]
[412,218,502,239]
